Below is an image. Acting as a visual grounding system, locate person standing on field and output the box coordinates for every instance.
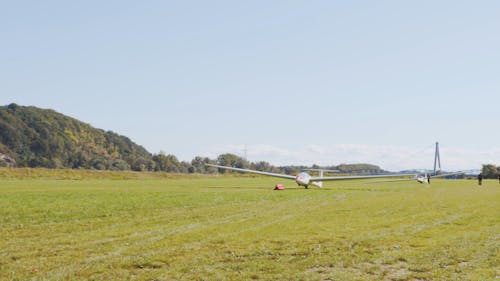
[478,173,483,186]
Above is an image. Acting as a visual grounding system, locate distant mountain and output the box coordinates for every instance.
[0,103,153,170]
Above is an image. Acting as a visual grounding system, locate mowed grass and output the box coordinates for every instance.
[0,174,499,280]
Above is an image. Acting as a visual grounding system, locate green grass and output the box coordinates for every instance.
[0,173,499,280]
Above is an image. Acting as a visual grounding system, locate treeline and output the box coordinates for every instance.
[108,152,386,175]
[0,104,386,174]
[2,104,497,177]
[482,164,500,179]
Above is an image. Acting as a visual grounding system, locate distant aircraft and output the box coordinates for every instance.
[415,172,464,184]
[206,164,416,188]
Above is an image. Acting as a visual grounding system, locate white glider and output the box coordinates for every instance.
[369,171,465,185]
[206,164,416,188]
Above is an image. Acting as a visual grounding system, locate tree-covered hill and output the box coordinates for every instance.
[1,103,445,175]
[0,103,153,170]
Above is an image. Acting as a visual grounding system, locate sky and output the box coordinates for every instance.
[1,1,499,171]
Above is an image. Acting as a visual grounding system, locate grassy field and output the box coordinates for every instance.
[0,171,499,280]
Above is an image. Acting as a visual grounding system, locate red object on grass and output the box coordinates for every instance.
[274,184,285,190]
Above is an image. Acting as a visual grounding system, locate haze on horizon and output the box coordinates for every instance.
[1,1,499,171]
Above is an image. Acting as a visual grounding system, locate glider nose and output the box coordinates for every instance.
[295,173,310,186]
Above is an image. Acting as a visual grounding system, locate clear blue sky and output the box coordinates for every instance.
[1,1,499,170]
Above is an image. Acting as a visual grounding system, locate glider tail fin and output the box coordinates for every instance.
[311,181,323,188]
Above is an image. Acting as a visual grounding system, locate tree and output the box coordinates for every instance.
[7,103,18,111]
[191,156,216,173]
[110,159,131,171]
[179,161,192,173]
[254,161,271,172]
[216,153,248,173]
[280,166,300,175]
[152,154,181,172]
[482,164,498,179]
[337,163,383,174]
